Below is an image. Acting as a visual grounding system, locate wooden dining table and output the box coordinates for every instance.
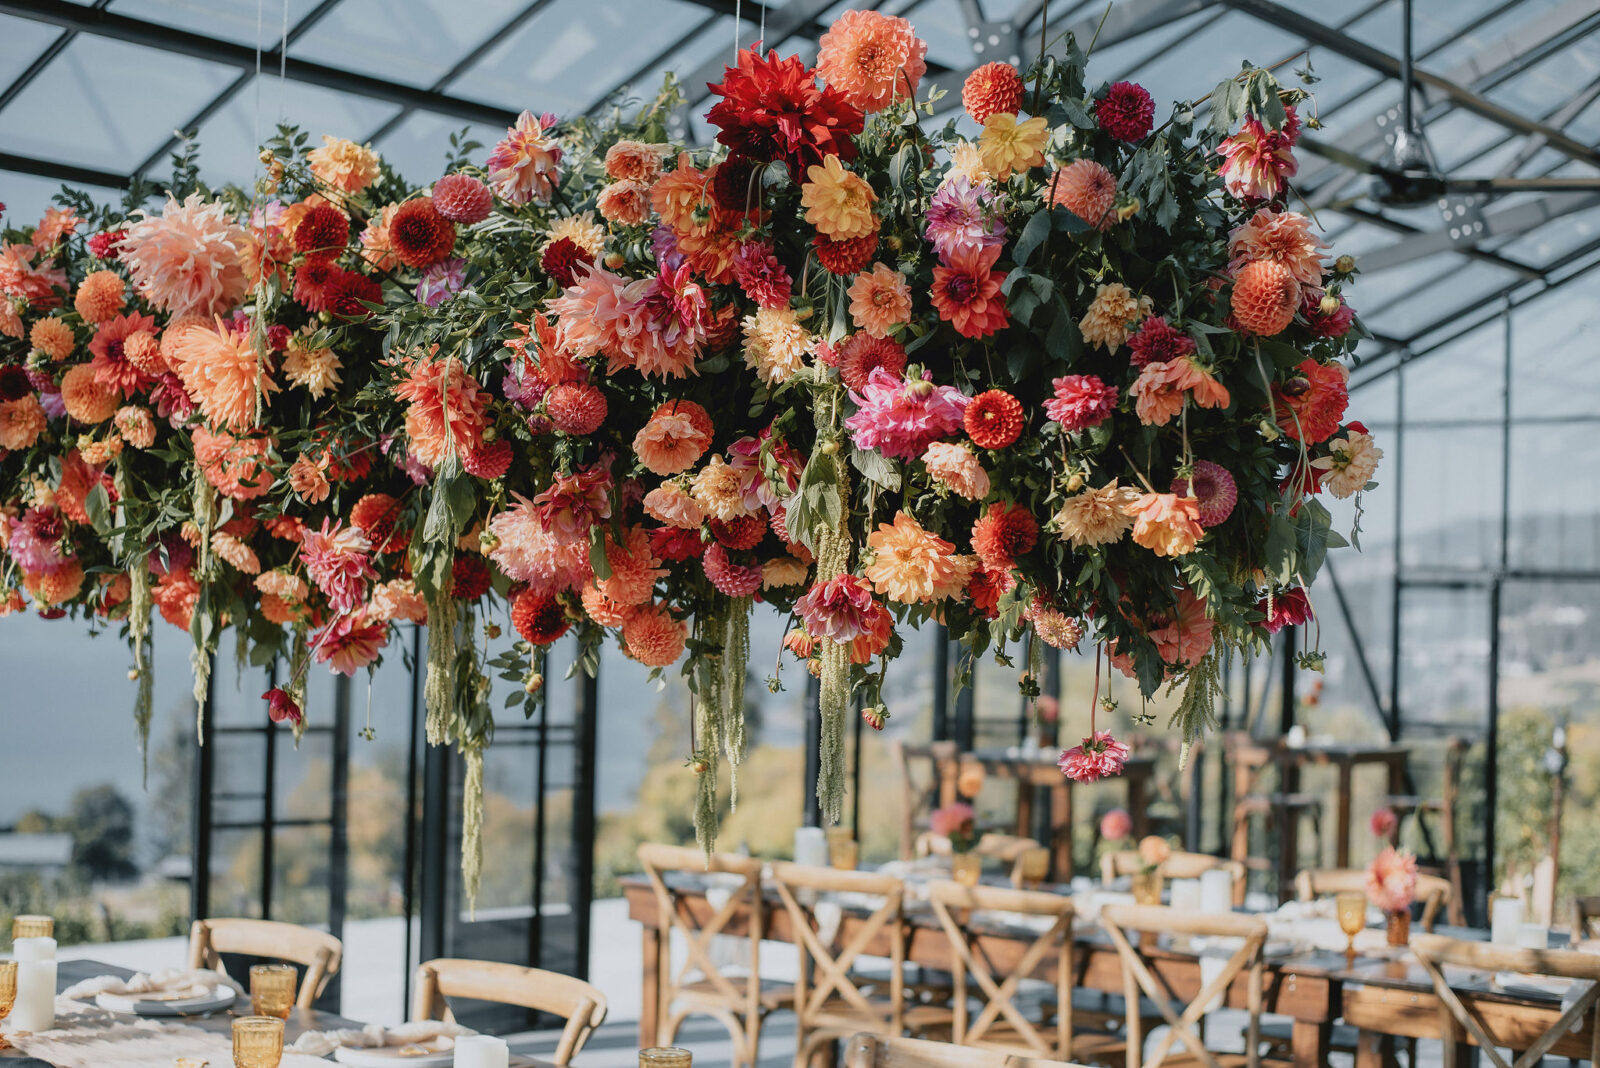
[946,748,1158,876]
[1279,742,1411,869]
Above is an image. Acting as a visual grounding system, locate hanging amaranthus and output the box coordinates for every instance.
[128,560,153,785]
[423,590,456,746]
[189,468,219,742]
[461,739,485,913]
[719,596,751,808]
[690,633,723,855]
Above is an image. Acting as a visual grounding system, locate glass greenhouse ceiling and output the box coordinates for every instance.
[4,0,1600,363]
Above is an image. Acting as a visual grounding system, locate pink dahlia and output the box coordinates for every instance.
[311,611,388,676]
[1217,106,1301,201]
[924,177,1005,262]
[1366,846,1418,912]
[299,519,377,615]
[7,507,66,574]
[703,543,763,597]
[485,111,562,206]
[1170,460,1237,527]
[795,573,886,644]
[844,366,968,461]
[263,688,303,726]
[1044,374,1118,431]
[732,241,793,309]
[815,8,928,114]
[1059,730,1130,783]
[1100,808,1133,841]
[119,194,250,318]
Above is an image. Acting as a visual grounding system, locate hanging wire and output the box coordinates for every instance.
[253,0,264,173]
[279,0,289,117]
[734,0,742,58]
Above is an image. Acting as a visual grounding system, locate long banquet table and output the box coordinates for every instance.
[623,873,1597,1068]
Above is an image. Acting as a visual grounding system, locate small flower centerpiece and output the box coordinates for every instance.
[1366,845,1418,945]
[931,801,981,885]
[1033,693,1060,748]
[1132,834,1172,904]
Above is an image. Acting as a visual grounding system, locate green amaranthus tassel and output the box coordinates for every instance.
[423,591,456,746]
[128,560,153,785]
[461,740,484,917]
[720,597,751,809]
[812,452,853,826]
[691,655,722,856]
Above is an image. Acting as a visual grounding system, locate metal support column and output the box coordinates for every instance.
[802,673,822,827]
[931,623,950,741]
[189,656,216,923]
[572,667,599,980]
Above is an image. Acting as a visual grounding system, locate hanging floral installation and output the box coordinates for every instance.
[0,12,1380,903]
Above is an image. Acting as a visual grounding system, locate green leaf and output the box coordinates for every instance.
[849,446,901,491]
[590,528,614,581]
[1013,210,1053,266]
[85,483,111,535]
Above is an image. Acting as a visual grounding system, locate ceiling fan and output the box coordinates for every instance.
[1308,0,1600,209]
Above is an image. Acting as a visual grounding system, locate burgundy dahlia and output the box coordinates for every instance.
[1095,81,1155,142]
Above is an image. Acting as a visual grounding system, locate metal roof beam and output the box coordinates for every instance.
[1354,191,1600,273]
[1338,204,1544,280]
[0,150,128,189]
[0,0,519,128]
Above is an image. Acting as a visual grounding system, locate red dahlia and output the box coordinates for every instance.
[545,382,607,436]
[813,231,877,276]
[541,236,594,289]
[325,270,382,319]
[462,439,512,479]
[836,333,906,392]
[1127,315,1196,368]
[970,501,1038,572]
[88,229,126,261]
[1095,81,1155,142]
[293,258,339,312]
[512,589,570,645]
[389,197,456,269]
[706,47,865,181]
[350,493,404,552]
[293,204,350,261]
[710,514,767,551]
[431,173,492,224]
[711,154,762,218]
[649,526,707,562]
[450,554,493,600]
[964,389,1024,449]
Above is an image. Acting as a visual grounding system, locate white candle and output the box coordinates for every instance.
[793,826,828,868]
[1516,922,1549,951]
[454,1034,510,1068]
[1490,896,1525,946]
[1170,878,1203,914]
[11,958,56,1032]
[1199,869,1233,914]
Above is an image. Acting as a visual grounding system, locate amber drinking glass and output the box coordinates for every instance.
[232,1015,284,1068]
[249,964,296,1020]
[639,1048,693,1068]
[1336,892,1367,958]
[1017,847,1050,889]
[951,852,982,887]
[829,837,859,871]
[0,960,16,1051]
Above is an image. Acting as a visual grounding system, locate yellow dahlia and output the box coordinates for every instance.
[801,155,878,241]
[1079,282,1153,351]
[977,113,1049,180]
[545,212,606,258]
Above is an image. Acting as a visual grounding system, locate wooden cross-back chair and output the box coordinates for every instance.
[771,863,947,1068]
[1381,736,1467,924]
[1101,850,1247,892]
[925,881,1116,1062]
[637,843,788,1068]
[410,959,606,1067]
[186,918,342,1010]
[1292,868,1452,932]
[1098,904,1272,1068]
[891,741,961,860]
[1576,895,1600,940]
[1411,932,1600,1068]
[843,1033,1091,1068]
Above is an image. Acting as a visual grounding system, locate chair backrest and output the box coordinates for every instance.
[1576,895,1600,939]
[1101,850,1246,890]
[1098,904,1269,1068]
[770,863,905,1037]
[844,1032,1087,1068]
[892,741,959,860]
[1292,868,1452,931]
[186,918,343,1010]
[411,959,606,1066]
[636,843,765,1018]
[926,881,1075,1057]
[1411,932,1600,1068]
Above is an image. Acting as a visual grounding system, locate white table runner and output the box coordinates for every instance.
[9,1000,330,1068]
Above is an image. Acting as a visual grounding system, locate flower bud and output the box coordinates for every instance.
[906,378,935,400]
[603,251,625,270]
[524,672,544,695]
[1319,294,1339,315]
[1334,254,1355,274]
[479,530,501,552]
[1065,471,1085,493]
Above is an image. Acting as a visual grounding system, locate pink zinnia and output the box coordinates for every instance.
[1044,374,1118,431]
[844,366,968,460]
[1127,316,1196,368]
[1059,730,1130,783]
[795,573,886,643]
[299,520,377,615]
[312,611,388,676]
[1366,846,1418,913]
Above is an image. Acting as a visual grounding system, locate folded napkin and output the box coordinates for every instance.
[290,1020,476,1057]
[62,968,243,1004]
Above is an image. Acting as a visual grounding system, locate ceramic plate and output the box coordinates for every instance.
[332,1039,457,1066]
[96,985,236,1016]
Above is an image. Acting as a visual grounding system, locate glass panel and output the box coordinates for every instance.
[371,112,506,193]
[1402,318,1503,422]
[0,35,236,171]
[113,0,331,47]
[209,827,266,916]
[1508,422,1600,572]
[291,0,531,90]
[272,824,332,925]
[1398,424,1503,570]
[278,728,335,821]
[0,16,62,87]
[1512,263,1600,419]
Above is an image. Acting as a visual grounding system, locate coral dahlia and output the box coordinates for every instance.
[1046,159,1117,231]
[964,389,1023,449]
[546,382,607,436]
[431,173,493,224]
[513,589,571,645]
[815,9,927,114]
[971,501,1037,571]
[1045,374,1118,432]
[962,62,1024,125]
[930,244,1008,339]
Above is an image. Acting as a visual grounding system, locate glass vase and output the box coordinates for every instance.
[1386,908,1411,946]
[952,852,982,887]
[1131,870,1164,906]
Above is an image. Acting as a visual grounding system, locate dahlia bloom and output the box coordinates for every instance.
[264,688,303,726]
[300,520,377,614]
[845,367,968,461]
[796,573,891,646]
[1312,430,1383,498]
[742,306,811,385]
[1080,282,1152,350]
[865,511,974,603]
[60,364,118,424]
[282,335,342,398]
[89,311,160,397]
[633,400,713,475]
[925,177,1005,262]
[604,140,664,183]
[0,394,46,450]
[1101,808,1133,841]
[119,194,250,318]
[1217,107,1301,201]
[702,542,763,597]
[1366,846,1418,912]
[929,802,975,841]
[1148,588,1214,666]
[191,426,274,500]
[312,611,387,676]
[486,111,563,205]
[1131,358,1230,427]
[1028,601,1084,650]
[74,270,125,323]
[1123,492,1204,557]
[847,262,911,337]
[815,9,927,113]
[1229,208,1326,288]
[930,243,1008,339]
[962,62,1024,125]
[977,113,1048,179]
[393,349,490,466]
[964,389,1024,449]
[416,257,469,306]
[643,482,707,529]
[1046,158,1118,229]
[1171,460,1238,527]
[1371,808,1399,839]
[1273,359,1349,443]
[487,495,593,594]
[706,48,865,181]
[691,457,755,521]
[1095,81,1155,142]
[1127,316,1196,368]
[548,263,707,380]
[359,203,400,270]
[836,333,906,392]
[1259,586,1313,633]
[600,525,667,605]
[167,317,279,432]
[307,135,381,194]
[534,463,613,541]
[621,602,687,667]
[597,180,652,226]
[0,242,66,305]
[1059,731,1130,783]
[921,441,989,500]
[32,207,80,252]
[1045,374,1118,432]
[971,501,1037,571]
[1054,481,1138,548]
[732,241,793,309]
[801,154,878,241]
[7,507,65,574]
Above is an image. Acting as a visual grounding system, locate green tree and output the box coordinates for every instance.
[65,784,137,882]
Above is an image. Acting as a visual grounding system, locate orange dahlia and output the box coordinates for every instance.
[964,389,1023,450]
[1273,359,1349,444]
[1231,259,1300,336]
[847,262,911,338]
[963,62,1024,125]
[621,601,687,667]
[1046,159,1117,231]
[633,400,713,476]
[191,426,275,500]
[167,318,279,432]
[816,9,928,114]
[1123,492,1204,557]
[864,511,973,604]
[971,501,1037,571]
[27,558,85,605]
[306,135,381,194]
[29,316,74,361]
[74,270,125,323]
[124,330,166,375]
[0,394,46,449]
[60,364,118,423]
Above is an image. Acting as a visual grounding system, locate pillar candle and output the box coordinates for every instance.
[1169,878,1203,914]
[1490,896,1525,946]
[454,1035,510,1068]
[793,826,828,868]
[11,932,56,1033]
[1199,869,1233,914]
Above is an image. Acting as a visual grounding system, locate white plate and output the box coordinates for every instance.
[332,1039,457,1066]
[95,985,237,1016]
